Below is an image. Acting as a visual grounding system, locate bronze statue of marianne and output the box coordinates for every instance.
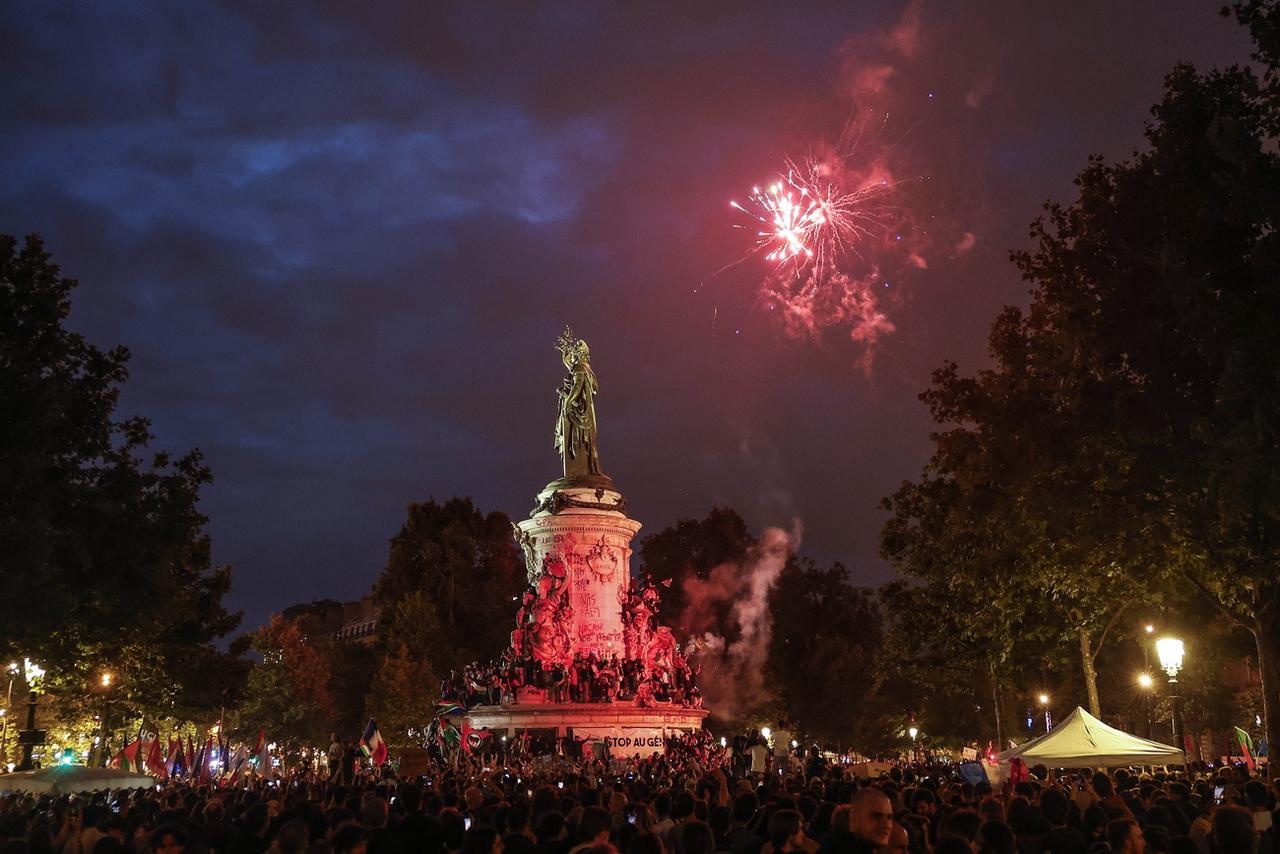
[554,327,604,480]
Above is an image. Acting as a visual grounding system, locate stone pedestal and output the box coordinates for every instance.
[468,701,709,758]
[515,478,641,661]
[469,476,709,757]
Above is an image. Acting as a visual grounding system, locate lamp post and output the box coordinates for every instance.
[95,672,114,767]
[18,658,45,771]
[0,661,17,768]
[1137,672,1155,739]
[1156,637,1185,757]
[908,725,919,764]
[1038,694,1052,733]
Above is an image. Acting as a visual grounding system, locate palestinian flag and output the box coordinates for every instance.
[360,718,388,766]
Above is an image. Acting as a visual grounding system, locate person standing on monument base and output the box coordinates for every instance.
[341,738,360,785]
[327,733,343,782]
[747,737,769,780]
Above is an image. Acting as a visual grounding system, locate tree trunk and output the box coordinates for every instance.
[990,658,1005,748]
[1079,628,1102,717]
[1252,606,1280,765]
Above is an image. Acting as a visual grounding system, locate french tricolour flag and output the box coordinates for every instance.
[360,718,388,766]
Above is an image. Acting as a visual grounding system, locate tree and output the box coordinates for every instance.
[0,233,243,721]
[374,497,523,672]
[879,341,1152,721]
[768,560,882,746]
[885,24,1280,751]
[366,591,445,750]
[1010,58,1280,752]
[234,615,336,752]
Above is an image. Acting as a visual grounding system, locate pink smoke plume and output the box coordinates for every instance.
[763,270,896,373]
[683,523,800,721]
[836,0,922,98]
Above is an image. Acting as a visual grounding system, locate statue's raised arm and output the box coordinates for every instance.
[554,326,604,480]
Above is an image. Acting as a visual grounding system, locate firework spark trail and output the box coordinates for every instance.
[729,157,895,285]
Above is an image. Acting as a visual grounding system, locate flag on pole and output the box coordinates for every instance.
[360,718,388,766]
[203,736,214,781]
[119,739,141,771]
[146,737,167,776]
[167,738,184,777]
[186,735,195,775]
[228,745,250,783]
[253,730,268,776]
[1235,726,1256,771]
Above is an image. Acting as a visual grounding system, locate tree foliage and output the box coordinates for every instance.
[882,32,1280,751]
[0,233,243,723]
[374,497,523,672]
[768,560,882,746]
[366,591,445,749]
[234,614,335,751]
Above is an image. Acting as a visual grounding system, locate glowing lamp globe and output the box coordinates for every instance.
[1137,673,1154,689]
[1156,637,1185,678]
[908,726,919,740]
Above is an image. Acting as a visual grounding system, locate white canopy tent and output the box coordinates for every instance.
[997,707,1184,768]
[0,766,155,795]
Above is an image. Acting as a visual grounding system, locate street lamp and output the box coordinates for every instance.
[0,662,17,767]
[1038,694,1053,733]
[1137,673,1155,738]
[18,658,45,771]
[1155,637,1186,755]
[95,672,115,766]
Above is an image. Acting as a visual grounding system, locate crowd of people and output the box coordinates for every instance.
[439,651,702,711]
[1,742,1275,854]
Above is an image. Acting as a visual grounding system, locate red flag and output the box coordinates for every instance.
[199,737,213,783]
[146,737,166,776]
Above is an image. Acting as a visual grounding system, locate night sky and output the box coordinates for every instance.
[0,2,1253,632]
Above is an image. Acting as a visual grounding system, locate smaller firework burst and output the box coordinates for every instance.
[731,158,892,278]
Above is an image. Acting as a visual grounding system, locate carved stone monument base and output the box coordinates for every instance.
[467,702,709,758]
[517,480,640,661]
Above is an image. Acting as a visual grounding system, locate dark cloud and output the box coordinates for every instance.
[0,1,1255,629]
